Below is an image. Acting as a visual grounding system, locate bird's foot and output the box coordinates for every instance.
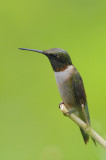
[69,108,76,114]
[65,108,76,116]
[59,102,69,116]
[59,102,76,116]
[59,101,64,108]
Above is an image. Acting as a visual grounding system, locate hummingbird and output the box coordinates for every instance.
[19,47,95,145]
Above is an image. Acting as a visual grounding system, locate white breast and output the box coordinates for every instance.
[54,65,75,109]
[54,65,74,85]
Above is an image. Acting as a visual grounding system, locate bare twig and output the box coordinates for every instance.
[59,103,106,149]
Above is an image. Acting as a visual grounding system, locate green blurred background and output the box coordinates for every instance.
[0,0,106,159]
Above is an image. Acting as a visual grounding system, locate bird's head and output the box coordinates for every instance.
[19,48,72,72]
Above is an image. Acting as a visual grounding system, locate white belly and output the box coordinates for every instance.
[54,65,75,109]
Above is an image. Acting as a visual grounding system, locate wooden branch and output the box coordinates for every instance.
[59,103,106,149]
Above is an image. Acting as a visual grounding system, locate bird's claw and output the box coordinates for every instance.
[64,109,76,116]
[59,101,64,108]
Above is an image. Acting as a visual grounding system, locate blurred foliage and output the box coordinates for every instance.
[0,0,106,159]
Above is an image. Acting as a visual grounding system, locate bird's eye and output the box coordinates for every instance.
[50,54,59,58]
[53,54,57,57]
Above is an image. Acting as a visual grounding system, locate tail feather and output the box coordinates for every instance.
[80,128,89,144]
[80,102,96,145]
[80,128,96,145]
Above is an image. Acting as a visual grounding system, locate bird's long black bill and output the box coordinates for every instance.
[19,48,43,53]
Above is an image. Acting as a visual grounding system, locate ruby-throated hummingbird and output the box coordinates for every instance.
[19,47,95,145]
